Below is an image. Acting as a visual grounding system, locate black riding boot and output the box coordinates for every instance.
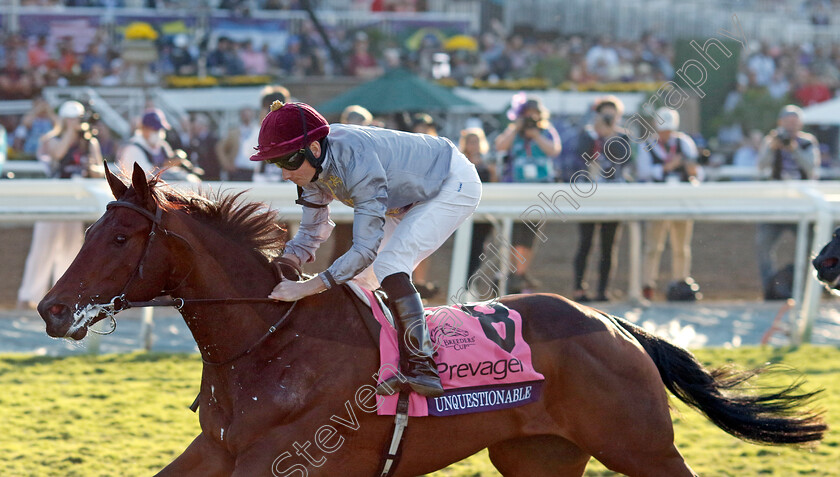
[375,292,444,397]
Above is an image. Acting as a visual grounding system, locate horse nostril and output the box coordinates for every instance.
[47,303,70,320]
[821,257,839,269]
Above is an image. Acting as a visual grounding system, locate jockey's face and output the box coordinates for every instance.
[280,140,320,186]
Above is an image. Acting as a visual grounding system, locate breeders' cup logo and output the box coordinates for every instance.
[431,322,476,351]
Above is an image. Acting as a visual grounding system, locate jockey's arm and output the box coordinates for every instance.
[282,186,335,266]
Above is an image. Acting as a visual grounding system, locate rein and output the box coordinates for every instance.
[97,200,301,366]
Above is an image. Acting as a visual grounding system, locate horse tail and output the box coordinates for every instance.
[611,316,827,445]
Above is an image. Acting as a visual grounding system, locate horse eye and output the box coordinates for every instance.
[114,234,127,245]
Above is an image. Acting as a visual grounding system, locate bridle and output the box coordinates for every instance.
[85,199,299,366]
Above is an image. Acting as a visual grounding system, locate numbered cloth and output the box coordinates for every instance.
[363,289,545,417]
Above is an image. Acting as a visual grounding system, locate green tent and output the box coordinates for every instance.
[316,68,477,115]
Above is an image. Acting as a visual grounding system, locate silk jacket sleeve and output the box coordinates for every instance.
[324,148,387,285]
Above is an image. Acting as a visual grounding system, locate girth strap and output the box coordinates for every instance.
[377,391,411,477]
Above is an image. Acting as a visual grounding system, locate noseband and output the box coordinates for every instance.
[84,199,299,365]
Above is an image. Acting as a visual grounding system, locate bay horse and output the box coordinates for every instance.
[39,163,826,477]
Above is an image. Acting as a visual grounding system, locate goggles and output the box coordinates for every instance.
[266,149,306,170]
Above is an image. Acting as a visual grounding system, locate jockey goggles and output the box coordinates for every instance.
[266,149,307,170]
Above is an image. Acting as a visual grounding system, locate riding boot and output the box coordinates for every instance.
[375,293,444,397]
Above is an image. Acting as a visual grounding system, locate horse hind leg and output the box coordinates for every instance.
[596,443,698,477]
[487,435,590,477]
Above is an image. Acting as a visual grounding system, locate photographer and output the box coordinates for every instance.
[495,94,562,293]
[757,105,819,181]
[755,105,820,299]
[16,101,103,309]
[40,101,104,179]
[572,96,631,302]
[636,107,700,301]
[495,95,562,183]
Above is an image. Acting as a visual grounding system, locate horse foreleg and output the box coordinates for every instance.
[488,435,590,477]
[154,432,234,477]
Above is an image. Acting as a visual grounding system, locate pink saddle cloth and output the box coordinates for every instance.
[361,289,545,418]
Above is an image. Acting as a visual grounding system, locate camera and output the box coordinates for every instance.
[776,128,793,147]
[77,100,100,141]
[601,113,615,127]
[521,117,539,131]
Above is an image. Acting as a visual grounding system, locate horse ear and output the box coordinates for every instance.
[131,162,155,209]
[104,161,128,200]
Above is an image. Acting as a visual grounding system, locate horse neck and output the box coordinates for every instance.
[168,214,282,364]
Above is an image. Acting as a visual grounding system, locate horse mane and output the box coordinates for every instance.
[141,177,286,260]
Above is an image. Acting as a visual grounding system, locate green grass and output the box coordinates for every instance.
[1,347,837,476]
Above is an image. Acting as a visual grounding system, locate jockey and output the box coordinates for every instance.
[251,101,482,397]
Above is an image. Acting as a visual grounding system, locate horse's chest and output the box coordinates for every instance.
[199,371,303,449]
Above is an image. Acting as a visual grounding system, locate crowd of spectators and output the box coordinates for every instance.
[2,17,839,118]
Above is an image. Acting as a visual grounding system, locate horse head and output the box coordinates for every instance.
[813,226,840,290]
[38,163,180,340]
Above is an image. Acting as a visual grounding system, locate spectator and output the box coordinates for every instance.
[221,84,290,182]
[636,107,700,301]
[793,67,832,106]
[187,113,221,180]
[17,101,103,310]
[460,126,496,284]
[94,118,118,161]
[1,34,37,99]
[767,69,792,99]
[13,96,57,159]
[170,34,196,76]
[495,93,561,293]
[756,105,820,299]
[572,96,631,302]
[117,108,177,174]
[80,42,108,75]
[339,104,373,126]
[100,58,124,86]
[346,31,382,78]
[747,43,775,87]
[56,38,78,76]
[207,36,245,76]
[275,36,302,76]
[27,35,50,70]
[732,129,764,169]
[585,36,619,81]
[217,109,255,181]
[238,39,269,75]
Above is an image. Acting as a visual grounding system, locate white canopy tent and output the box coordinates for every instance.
[802,98,840,126]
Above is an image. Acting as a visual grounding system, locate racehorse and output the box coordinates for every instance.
[39,163,826,477]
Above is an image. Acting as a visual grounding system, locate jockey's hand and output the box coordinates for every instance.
[269,276,328,302]
[281,253,301,267]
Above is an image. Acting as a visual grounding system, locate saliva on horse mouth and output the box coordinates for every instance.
[64,304,114,339]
